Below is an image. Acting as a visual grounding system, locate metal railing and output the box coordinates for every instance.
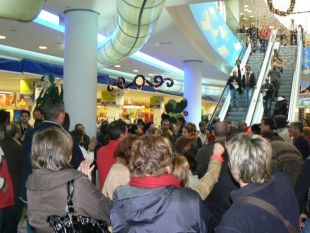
[208,43,252,125]
[288,30,303,122]
[245,30,277,125]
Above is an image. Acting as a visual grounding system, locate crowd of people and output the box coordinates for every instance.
[0,98,310,233]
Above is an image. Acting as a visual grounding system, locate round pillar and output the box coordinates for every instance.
[64,9,99,137]
[183,60,203,127]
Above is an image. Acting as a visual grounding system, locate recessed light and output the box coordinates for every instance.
[244,4,248,7]
[148,73,154,76]
[250,15,253,17]
[39,46,47,50]
[240,12,244,15]
[0,35,6,40]
[133,69,139,73]
[114,64,121,68]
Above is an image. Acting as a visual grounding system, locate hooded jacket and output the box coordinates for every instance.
[111,185,208,233]
[26,169,111,233]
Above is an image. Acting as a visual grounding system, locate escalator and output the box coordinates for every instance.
[225,52,266,123]
[210,31,277,125]
[270,45,297,114]
[250,30,303,124]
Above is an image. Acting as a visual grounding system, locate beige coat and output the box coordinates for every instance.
[102,163,130,200]
[26,169,111,233]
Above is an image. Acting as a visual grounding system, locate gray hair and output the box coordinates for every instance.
[31,127,72,171]
[226,133,272,184]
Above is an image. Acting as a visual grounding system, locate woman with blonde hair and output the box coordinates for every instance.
[26,127,111,232]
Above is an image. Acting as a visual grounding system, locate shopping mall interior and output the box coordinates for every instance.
[0,0,309,132]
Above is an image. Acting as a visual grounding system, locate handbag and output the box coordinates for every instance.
[47,180,110,233]
[235,196,298,233]
[0,155,14,208]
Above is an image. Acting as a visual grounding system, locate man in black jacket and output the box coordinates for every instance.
[261,78,275,117]
[195,121,239,229]
[228,70,242,107]
[242,66,256,106]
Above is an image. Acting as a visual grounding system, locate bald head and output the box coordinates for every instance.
[214,121,228,137]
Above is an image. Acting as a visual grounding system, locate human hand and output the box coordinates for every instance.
[88,137,97,152]
[299,213,308,229]
[213,143,225,155]
[78,160,95,181]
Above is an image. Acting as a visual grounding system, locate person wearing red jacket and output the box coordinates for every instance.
[97,120,128,190]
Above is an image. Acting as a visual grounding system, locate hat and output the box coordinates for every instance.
[277,96,284,101]
[274,115,289,128]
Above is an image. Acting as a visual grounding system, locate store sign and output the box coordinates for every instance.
[20,80,33,95]
[150,96,163,108]
[101,90,116,105]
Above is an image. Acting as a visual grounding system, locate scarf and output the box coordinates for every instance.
[129,174,181,188]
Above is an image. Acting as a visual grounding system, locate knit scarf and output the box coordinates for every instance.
[129,174,181,188]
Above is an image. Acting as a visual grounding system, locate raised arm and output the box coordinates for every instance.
[193,143,225,200]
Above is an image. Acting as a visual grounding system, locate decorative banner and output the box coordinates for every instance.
[189,2,242,67]
[107,75,174,92]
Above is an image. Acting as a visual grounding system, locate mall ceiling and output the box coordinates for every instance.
[0,0,231,87]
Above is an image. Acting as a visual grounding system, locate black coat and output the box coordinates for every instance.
[195,140,239,226]
[241,73,256,89]
[217,173,299,233]
[111,185,209,233]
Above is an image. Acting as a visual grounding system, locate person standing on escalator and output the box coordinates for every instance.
[228,70,242,108]
[242,66,256,106]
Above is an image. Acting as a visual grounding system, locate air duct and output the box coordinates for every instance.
[0,0,45,22]
[97,0,166,67]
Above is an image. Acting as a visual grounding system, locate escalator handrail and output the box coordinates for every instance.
[245,30,277,125]
[208,43,252,125]
[288,29,303,122]
[250,41,280,125]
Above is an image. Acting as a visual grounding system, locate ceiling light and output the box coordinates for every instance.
[39,46,47,50]
[148,73,154,76]
[114,64,121,68]
[0,35,6,39]
[250,15,253,18]
[240,12,244,15]
[244,5,248,7]
[133,69,139,73]
[247,10,252,13]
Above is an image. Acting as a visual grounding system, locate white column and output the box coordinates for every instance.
[183,60,202,127]
[64,9,99,137]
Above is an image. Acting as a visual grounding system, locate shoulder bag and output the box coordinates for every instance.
[47,180,110,233]
[236,196,298,233]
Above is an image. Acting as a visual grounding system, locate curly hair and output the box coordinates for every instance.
[129,136,173,177]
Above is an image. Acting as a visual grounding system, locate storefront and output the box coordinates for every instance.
[0,71,218,126]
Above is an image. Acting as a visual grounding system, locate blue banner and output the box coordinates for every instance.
[190,2,242,66]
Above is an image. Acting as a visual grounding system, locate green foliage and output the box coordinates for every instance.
[35,74,63,113]
[162,98,187,122]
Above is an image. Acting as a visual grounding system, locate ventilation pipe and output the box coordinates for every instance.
[0,0,45,22]
[97,0,166,67]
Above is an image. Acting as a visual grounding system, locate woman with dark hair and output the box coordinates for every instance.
[174,136,224,200]
[111,135,209,232]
